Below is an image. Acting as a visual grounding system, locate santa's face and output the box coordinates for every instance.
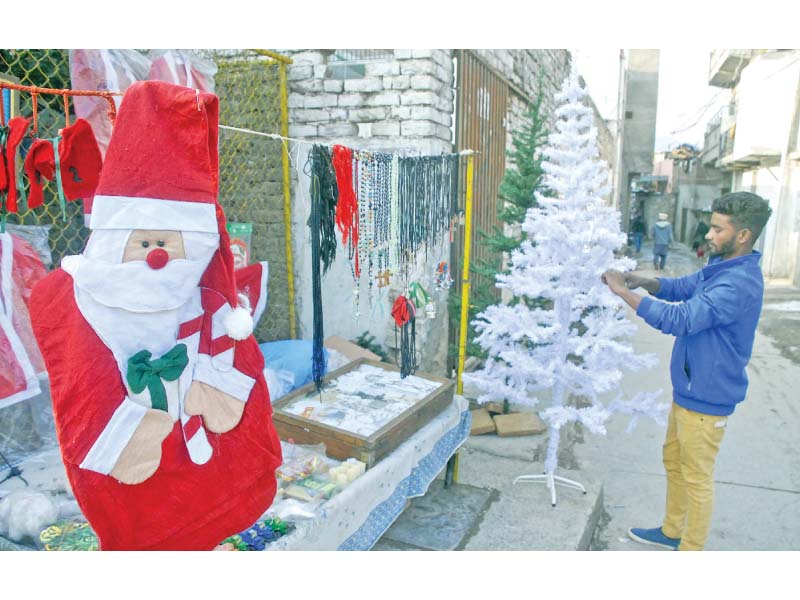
[122,230,186,266]
[66,229,219,314]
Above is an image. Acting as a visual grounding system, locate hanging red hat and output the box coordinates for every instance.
[23,119,103,210]
[2,117,31,213]
[86,80,252,339]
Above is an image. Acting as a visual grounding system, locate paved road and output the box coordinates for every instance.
[587,241,800,550]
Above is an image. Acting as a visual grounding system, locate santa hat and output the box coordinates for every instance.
[87,80,252,340]
[2,117,31,213]
[23,119,103,210]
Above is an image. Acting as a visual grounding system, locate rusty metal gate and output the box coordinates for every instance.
[449,50,509,371]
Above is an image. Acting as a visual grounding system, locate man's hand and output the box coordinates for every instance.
[601,270,645,311]
[601,270,627,294]
[110,409,174,485]
[184,381,245,434]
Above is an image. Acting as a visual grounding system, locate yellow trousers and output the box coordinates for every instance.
[661,403,728,551]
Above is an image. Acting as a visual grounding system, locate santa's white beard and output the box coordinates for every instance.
[62,229,218,374]
[70,255,209,312]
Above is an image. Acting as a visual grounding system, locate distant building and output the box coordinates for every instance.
[617,50,660,231]
[705,49,800,284]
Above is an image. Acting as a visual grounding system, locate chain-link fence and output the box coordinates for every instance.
[1,50,88,267]
[1,49,293,341]
[209,50,294,342]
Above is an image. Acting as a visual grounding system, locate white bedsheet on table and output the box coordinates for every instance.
[267,394,471,551]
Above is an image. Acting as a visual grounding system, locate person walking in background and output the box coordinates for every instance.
[651,212,674,271]
[631,214,646,255]
[602,192,773,551]
[692,220,710,258]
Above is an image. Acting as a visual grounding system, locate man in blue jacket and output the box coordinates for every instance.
[602,192,772,551]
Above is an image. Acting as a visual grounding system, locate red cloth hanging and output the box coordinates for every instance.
[391,295,414,327]
[331,144,359,277]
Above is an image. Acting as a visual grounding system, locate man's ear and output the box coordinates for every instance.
[738,228,754,246]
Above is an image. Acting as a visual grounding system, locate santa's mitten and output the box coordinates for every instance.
[109,409,174,485]
[23,138,55,210]
[3,117,31,213]
[184,380,245,434]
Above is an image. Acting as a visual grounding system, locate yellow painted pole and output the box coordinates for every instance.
[456,153,475,395]
[279,61,297,340]
[253,49,293,64]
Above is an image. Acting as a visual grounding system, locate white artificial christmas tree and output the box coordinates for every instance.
[463,71,668,506]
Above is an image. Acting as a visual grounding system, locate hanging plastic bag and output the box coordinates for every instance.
[68,49,152,157]
[147,50,217,93]
[0,232,47,409]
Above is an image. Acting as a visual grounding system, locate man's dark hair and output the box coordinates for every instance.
[711,192,773,243]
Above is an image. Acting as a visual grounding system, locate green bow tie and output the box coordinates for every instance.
[126,344,189,412]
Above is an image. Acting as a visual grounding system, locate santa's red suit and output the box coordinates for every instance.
[29,81,282,550]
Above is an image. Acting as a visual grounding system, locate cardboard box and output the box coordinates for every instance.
[470,408,497,435]
[493,412,547,437]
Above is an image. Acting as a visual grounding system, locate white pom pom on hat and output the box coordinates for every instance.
[223,305,254,341]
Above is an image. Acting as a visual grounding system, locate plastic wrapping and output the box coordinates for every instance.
[147,50,217,93]
[69,50,217,159]
[0,233,47,410]
[69,49,152,157]
[0,447,87,549]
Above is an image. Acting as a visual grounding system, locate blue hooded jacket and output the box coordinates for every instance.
[635,251,764,416]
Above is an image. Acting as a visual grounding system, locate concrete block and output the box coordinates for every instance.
[366,91,401,107]
[400,91,438,106]
[411,49,434,59]
[287,93,304,108]
[323,79,344,93]
[338,93,365,107]
[313,64,328,79]
[344,77,384,93]
[365,62,401,77]
[390,106,412,120]
[410,106,449,126]
[328,108,348,120]
[287,64,313,81]
[291,79,324,93]
[493,412,547,437]
[410,75,442,92]
[371,121,401,136]
[293,108,329,123]
[470,408,497,435]
[348,107,389,122]
[401,120,437,137]
[400,59,436,76]
[290,50,325,65]
[288,124,318,138]
[383,75,411,90]
[319,122,359,137]
[393,49,413,59]
[304,94,339,109]
[482,401,506,415]
[435,63,453,84]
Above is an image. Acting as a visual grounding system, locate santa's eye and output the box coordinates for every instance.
[157,240,166,247]
[141,241,150,248]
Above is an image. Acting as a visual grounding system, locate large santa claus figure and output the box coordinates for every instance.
[29,80,282,550]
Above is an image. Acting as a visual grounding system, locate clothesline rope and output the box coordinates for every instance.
[218,124,478,156]
[0,81,120,128]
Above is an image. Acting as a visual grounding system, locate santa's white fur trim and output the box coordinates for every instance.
[224,306,254,340]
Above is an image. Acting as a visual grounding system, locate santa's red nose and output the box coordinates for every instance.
[146,248,170,270]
